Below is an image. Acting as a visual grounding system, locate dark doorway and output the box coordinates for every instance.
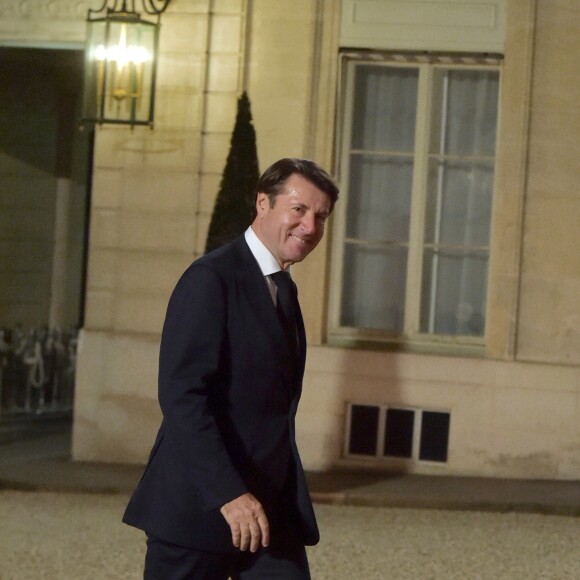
[0,47,90,432]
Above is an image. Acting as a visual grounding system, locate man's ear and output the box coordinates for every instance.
[256,192,269,215]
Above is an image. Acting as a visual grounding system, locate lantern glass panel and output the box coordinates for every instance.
[83,17,157,126]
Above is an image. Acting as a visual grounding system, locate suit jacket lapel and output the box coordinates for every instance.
[234,237,284,343]
[233,237,303,395]
[295,296,307,394]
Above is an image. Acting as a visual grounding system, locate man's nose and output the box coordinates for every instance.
[301,213,316,234]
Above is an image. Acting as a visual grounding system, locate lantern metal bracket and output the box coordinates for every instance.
[89,1,172,19]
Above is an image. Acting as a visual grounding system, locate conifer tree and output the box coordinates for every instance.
[205,92,259,253]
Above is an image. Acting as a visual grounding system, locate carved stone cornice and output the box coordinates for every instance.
[0,0,90,20]
[0,0,92,44]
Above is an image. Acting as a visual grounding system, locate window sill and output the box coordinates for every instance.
[326,334,487,359]
[336,456,450,473]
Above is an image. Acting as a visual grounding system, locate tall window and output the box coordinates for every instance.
[330,53,501,346]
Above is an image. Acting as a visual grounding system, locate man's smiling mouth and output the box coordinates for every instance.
[290,234,309,244]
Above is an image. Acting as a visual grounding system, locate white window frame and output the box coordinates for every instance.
[329,51,502,351]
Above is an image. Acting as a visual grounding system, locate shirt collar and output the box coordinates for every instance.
[244,226,282,277]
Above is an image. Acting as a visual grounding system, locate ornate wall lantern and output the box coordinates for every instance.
[82,1,171,127]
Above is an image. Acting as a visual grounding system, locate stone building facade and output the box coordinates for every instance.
[0,0,578,480]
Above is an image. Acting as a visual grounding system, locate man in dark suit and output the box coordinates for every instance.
[123,158,339,579]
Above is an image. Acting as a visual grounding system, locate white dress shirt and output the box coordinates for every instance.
[244,226,287,305]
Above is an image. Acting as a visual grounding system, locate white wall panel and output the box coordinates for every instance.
[340,0,506,52]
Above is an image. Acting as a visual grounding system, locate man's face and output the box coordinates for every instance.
[254,173,331,270]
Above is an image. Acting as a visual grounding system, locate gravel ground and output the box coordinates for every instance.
[0,491,578,580]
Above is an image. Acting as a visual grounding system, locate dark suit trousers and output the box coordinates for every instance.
[144,482,311,580]
[144,533,311,580]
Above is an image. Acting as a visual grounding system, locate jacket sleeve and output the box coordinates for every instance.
[157,262,248,511]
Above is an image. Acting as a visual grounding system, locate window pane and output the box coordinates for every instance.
[352,65,418,152]
[349,404,379,455]
[432,69,499,156]
[421,66,498,338]
[424,160,494,247]
[419,411,450,462]
[384,408,415,458]
[340,63,417,336]
[346,154,412,242]
[341,243,407,332]
[420,249,488,336]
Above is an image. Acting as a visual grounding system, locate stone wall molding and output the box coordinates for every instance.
[0,0,90,45]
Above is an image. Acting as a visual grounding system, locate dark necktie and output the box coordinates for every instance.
[270,271,299,349]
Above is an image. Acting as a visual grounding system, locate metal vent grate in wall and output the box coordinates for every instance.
[346,403,450,463]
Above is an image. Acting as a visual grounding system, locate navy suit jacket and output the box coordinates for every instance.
[123,235,319,552]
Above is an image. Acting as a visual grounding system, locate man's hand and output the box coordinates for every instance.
[220,493,270,552]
